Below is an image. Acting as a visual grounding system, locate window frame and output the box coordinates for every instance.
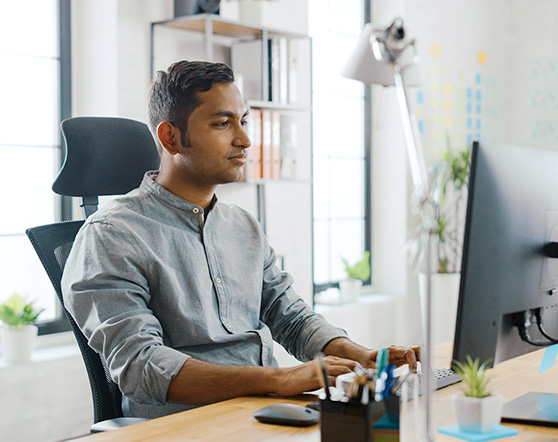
[311,0,372,300]
[37,0,72,336]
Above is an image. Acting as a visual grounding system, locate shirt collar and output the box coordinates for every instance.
[140,171,219,215]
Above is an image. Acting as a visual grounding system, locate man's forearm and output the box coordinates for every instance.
[166,358,282,405]
[166,354,359,406]
[323,337,376,367]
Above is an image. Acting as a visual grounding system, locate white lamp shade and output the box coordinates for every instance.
[341,23,423,87]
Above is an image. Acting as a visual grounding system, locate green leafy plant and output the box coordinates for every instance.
[0,294,44,328]
[408,144,471,274]
[342,251,370,281]
[452,355,493,398]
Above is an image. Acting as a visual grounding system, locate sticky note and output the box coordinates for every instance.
[445,83,452,95]
[538,344,558,373]
[445,100,452,111]
[431,43,442,58]
[445,115,452,126]
[476,73,482,85]
[418,120,424,133]
[417,90,424,104]
[478,51,487,64]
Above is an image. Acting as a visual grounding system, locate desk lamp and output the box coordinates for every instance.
[342,18,436,442]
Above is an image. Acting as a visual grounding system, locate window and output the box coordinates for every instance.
[310,0,371,296]
[0,0,71,334]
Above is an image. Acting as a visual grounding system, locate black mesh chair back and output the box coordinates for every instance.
[26,221,123,423]
[27,117,159,431]
[55,116,160,217]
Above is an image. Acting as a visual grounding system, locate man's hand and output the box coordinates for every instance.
[362,345,421,372]
[323,338,421,372]
[272,356,359,396]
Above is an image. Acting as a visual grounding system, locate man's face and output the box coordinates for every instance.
[175,82,251,186]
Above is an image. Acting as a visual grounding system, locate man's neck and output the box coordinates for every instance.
[154,171,216,212]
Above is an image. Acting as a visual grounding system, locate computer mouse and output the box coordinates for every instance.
[253,403,320,427]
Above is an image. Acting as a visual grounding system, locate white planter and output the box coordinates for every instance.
[238,1,267,25]
[1,324,38,363]
[452,394,503,433]
[339,279,362,303]
[418,272,460,345]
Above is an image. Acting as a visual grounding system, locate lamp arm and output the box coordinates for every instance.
[393,65,428,196]
[393,62,436,442]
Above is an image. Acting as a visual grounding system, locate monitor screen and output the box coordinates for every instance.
[452,141,558,367]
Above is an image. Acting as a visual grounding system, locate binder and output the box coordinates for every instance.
[261,109,273,179]
[271,111,281,179]
[246,109,262,180]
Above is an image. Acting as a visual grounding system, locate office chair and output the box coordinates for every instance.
[26,117,160,433]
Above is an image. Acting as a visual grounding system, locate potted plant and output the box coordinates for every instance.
[451,356,503,433]
[408,145,471,343]
[0,294,44,362]
[225,0,277,25]
[339,251,370,303]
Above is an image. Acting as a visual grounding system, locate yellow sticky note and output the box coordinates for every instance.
[445,100,452,111]
[416,105,424,119]
[478,51,487,64]
[444,84,452,95]
[431,43,442,58]
[445,115,453,126]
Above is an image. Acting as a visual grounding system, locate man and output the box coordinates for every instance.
[62,60,419,419]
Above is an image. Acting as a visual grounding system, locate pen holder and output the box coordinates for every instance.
[320,395,400,442]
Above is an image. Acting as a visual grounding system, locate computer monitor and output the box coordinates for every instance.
[452,141,558,426]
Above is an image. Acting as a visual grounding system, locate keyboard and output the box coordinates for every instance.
[335,367,461,400]
[403,367,462,397]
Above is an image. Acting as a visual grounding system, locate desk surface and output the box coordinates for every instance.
[73,342,558,442]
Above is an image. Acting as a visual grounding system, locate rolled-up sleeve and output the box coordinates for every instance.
[259,242,348,362]
[62,221,189,405]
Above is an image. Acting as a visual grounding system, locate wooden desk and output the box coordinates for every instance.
[72,343,558,441]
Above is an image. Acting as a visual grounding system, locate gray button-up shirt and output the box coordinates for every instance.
[62,172,347,418]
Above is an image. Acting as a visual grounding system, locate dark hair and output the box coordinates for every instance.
[147,60,235,153]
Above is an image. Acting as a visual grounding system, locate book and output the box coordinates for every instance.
[261,109,273,179]
[271,111,281,179]
[246,109,262,180]
[231,40,263,101]
[437,425,519,442]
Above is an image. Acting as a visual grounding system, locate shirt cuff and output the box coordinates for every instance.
[134,345,190,404]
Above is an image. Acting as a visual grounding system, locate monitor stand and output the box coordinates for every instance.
[501,392,558,427]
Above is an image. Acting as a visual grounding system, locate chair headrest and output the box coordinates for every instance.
[53,117,160,197]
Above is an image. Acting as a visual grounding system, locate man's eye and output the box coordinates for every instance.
[241,120,249,127]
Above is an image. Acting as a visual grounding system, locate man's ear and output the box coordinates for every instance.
[156,121,181,155]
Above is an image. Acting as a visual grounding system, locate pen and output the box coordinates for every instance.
[316,352,332,400]
[376,347,389,374]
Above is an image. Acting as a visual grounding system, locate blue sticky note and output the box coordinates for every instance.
[476,104,481,114]
[476,73,481,85]
[476,119,481,129]
[476,90,482,100]
[417,90,424,104]
[418,120,424,133]
[467,103,472,113]
[539,344,558,374]
[467,118,472,129]
[437,425,518,441]
[467,134,472,145]
[466,88,472,99]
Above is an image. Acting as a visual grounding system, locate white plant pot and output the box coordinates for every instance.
[1,324,38,363]
[452,394,503,433]
[418,272,460,345]
[238,1,267,25]
[339,279,362,303]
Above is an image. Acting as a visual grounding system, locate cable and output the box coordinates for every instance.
[534,308,558,344]
[512,311,555,347]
